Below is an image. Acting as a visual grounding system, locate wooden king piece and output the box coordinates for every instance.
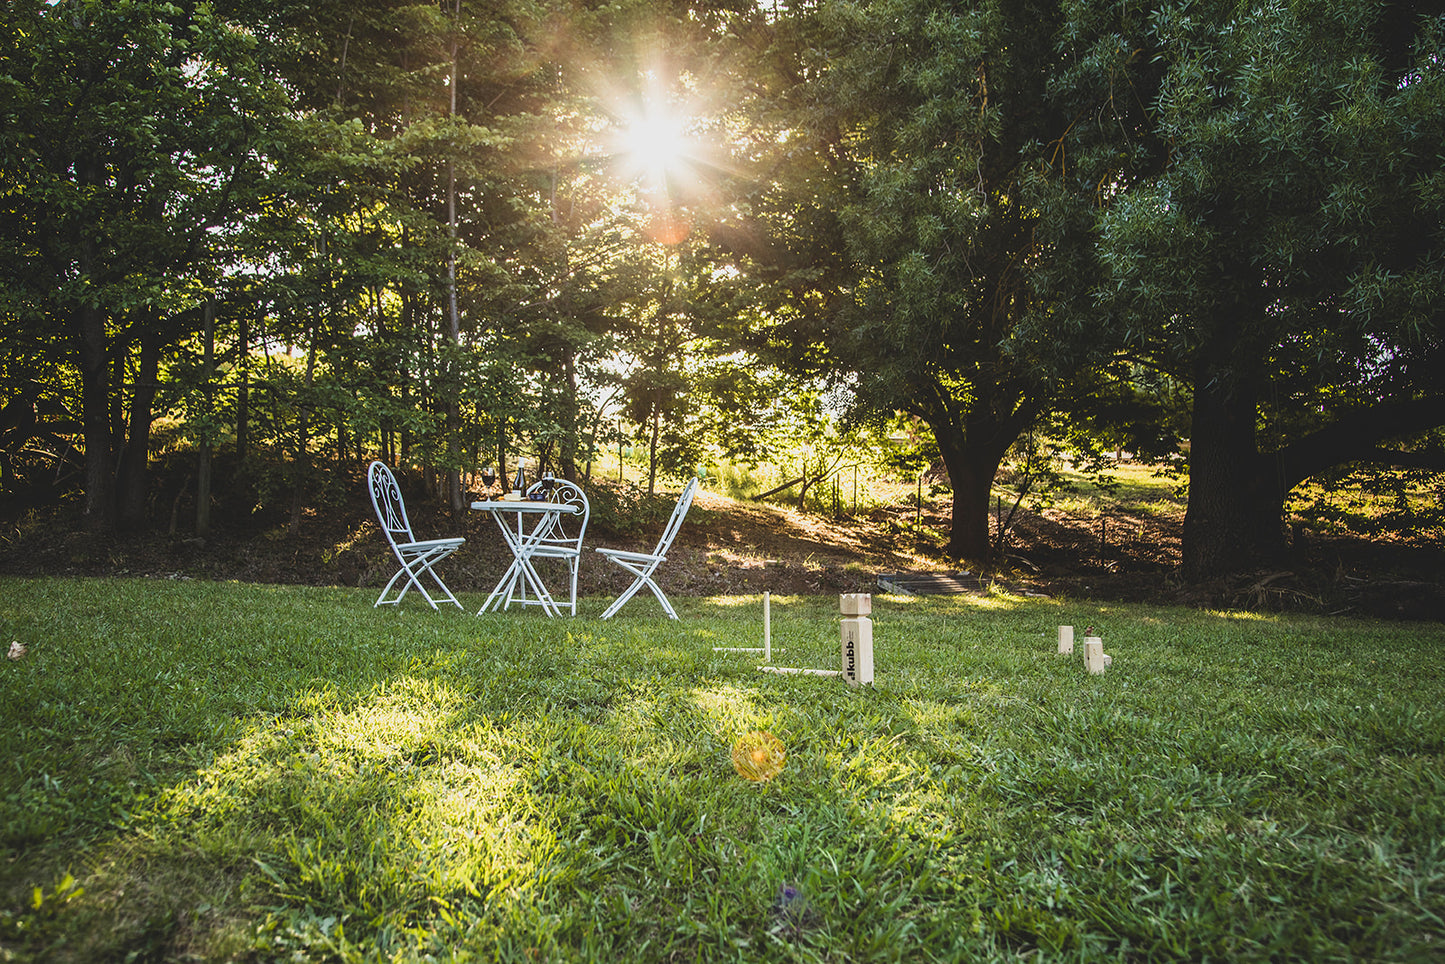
[840,593,874,687]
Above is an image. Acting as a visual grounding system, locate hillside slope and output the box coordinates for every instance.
[1,472,1438,620]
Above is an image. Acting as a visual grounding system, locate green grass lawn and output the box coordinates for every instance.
[1,578,1442,962]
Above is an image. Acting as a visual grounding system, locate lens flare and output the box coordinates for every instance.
[731,731,785,782]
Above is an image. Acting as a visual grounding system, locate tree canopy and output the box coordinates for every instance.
[1064,0,1445,577]
[1,0,1440,580]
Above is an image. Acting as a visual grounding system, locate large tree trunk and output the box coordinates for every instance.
[1179,369,1287,581]
[936,433,1005,560]
[940,444,995,561]
[1178,276,1292,581]
[77,302,114,531]
[929,398,1035,563]
[116,312,163,530]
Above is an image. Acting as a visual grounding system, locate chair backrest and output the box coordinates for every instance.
[368,461,414,546]
[651,476,700,557]
[524,477,590,548]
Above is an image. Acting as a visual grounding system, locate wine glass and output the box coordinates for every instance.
[481,465,497,499]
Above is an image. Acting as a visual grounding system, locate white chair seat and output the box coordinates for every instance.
[396,537,465,551]
[527,543,582,558]
[595,548,662,563]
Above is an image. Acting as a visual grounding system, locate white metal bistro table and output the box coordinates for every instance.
[470,499,581,617]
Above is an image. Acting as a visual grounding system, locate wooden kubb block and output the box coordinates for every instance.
[1084,637,1107,674]
[841,615,873,687]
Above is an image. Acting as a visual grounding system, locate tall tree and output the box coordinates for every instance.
[0,0,290,529]
[1071,0,1445,579]
[722,0,1103,560]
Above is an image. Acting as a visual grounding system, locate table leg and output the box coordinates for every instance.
[512,546,561,616]
[477,510,563,617]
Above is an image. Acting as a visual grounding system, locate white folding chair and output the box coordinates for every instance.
[596,476,700,620]
[368,460,465,610]
[509,477,590,615]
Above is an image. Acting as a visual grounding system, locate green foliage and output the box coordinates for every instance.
[0,0,298,523]
[1066,0,1445,575]
[580,479,681,535]
[3,0,1441,572]
[875,415,939,480]
[733,0,1139,559]
[1,578,1443,961]
[1289,456,1445,548]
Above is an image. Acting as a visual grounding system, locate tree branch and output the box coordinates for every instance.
[1277,394,1445,489]
[752,475,804,501]
[1352,447,1445,472]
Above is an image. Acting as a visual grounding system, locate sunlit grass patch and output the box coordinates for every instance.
[1037,461,1186,520]
[1288,468,1445,546]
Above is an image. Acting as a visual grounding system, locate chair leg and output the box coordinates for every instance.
[375,573,404,607]
[376,564,429,608]
[422,566,463,609]
[406,562,441,610]
[377,550,461,611]
[600,576,648,619]
[600,561,675,619]
[641,577,678,619]
[568,558,579,616]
